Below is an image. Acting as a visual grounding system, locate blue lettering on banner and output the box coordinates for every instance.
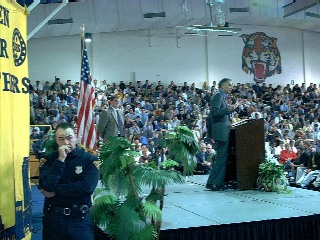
[0,4,10,28]
[1,72,30,94]
[0,38,8,58]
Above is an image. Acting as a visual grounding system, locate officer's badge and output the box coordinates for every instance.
[75,166,83,174]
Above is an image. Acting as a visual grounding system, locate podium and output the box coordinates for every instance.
[225,119,265,190]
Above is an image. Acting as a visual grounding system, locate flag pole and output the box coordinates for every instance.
[80,23,85,38]
[77,23,97,153]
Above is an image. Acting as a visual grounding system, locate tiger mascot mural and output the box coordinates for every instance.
[241,32,282,83]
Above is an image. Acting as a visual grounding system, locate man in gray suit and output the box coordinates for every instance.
[97,95,125,142]
[206,78,237,191]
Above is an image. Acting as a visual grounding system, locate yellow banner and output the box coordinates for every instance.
[0,0,31,239]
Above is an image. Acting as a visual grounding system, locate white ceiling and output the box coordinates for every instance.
[27,0,320,40]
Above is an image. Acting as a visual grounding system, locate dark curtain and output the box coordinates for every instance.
[158,214,320,240]
[94,214,320,240]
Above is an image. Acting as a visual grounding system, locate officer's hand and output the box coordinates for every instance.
[58,145,69,162]
[41,189,56,198]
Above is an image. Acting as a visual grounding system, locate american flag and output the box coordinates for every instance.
[77,33,97,151]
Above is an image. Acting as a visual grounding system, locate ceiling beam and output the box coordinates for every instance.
[283,0,320,18]
[27,0,40,12]
[27,0,69,40]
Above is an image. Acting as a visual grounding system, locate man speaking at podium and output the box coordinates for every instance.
[206,78,238,191]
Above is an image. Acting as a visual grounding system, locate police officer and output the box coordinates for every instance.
[39,122,99,240]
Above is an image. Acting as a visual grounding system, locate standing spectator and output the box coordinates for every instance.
[97,95,125,141]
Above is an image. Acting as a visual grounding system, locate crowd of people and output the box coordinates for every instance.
[30,77,320,190]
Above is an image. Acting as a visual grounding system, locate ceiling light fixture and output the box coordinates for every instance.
[177,0,241,36]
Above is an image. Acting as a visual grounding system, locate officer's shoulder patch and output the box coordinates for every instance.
[93,161,100,170]
[39,158,47,168]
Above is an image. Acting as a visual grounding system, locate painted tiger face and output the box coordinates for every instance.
[241,32,282,83]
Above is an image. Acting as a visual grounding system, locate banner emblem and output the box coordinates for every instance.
[12,28,27,66]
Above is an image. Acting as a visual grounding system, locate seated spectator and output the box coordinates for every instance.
[135,116,144,129]
[170,115,180,128]
[232,112,241,123]
[296,150,320,188]
[32,134,48,159]
[194,143,212,174]
[289,140,297,153]
[129,121,141,140]
[148,140,156,158]
[279,143,298,166]
[192,125,201,142]
[303,121,315,139]
[138,149,152,164]
[294,128,306,140]
[274,141,285,158]
[205,143,216,164]
[290,146,310,182]
[138,134,149,146]
[30,128,42,140]
[155,145,168,165]
[155,119,168,133]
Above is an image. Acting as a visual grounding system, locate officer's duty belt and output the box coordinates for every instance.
[46,204,89,218]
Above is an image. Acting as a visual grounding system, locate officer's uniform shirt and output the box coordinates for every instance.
[39,146,99,208]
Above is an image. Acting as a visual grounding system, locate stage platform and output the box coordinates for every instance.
[161,175,320,229]
[31,175,320,240]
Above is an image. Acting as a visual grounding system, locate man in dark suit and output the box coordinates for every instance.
[206,78,237,191]
[97,95,125,141]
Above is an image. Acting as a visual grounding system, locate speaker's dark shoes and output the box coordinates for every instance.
[205,184,224,191]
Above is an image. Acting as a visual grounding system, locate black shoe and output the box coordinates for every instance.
[205,184,224,191]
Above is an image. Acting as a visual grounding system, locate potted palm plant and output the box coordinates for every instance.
[90,125,199,240]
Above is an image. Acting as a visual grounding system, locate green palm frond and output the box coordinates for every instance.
[164,126,199,175]
[90,204,113,230]
[142,201,162,222]
[144,188,163,203]
[134,166,185,188]
[107,171,130,197]
[171,126,199,155]
[90,194,118,229]
[131,225,157,240]
[107,205,147,239]
[107,169,142,198]
[99,139,137,185]
[92,187,106,200]
[146,160,158,169]
[169,141,196,175]
[92,193,118,207]
[42,130,58,153]
[122,194,144,210]
[158,159,179,170]
[119,152,140,168]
